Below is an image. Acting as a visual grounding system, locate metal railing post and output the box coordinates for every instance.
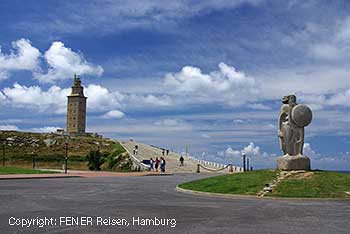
[229,164,233,172]
[2,142,5,167]
[196,164,200,173]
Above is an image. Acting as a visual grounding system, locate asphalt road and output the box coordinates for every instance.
[0,173,349,234]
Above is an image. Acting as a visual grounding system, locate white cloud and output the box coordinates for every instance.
[126,93,173,108]
[327,89,350,107]
[257,17,350,111]
[0,39,41,80]
[285,17,350,61]
[272,17,350,113]
[309,43,342,60]
[0,71,8,81]
[141,94,172,106]
[201,133,211,139]
[85,85,172,111]
[201,142,275,168]
[1,83,123,114]
[84,84,123,111]
[14,1,263,35]
[0,38,41,71]
[302,143,350,170]
[303,143,319,158]
[298,93,326,110]
[164,62,258,106]
[296,89,350,110]
[31,126,61,133]
[242,142,267,157]
[257,66,350,106]
[207,142,348,170]
[102,110,125,119]
[225,147,241,157]
[233,119,244,124]
[151,118,193,132]
[0,39,103,83]
[248,103,271,110]
[3,83,69,114]
[35,41,103,83]
[154,119,180,127]
[1,82,174,114]
[221,142,269,159]
[160,61,350,111]
[1,38,348,113]
[0,125,19,131]
[311,16,350,60]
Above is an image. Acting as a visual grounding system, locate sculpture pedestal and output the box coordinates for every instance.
[277,155,311,171]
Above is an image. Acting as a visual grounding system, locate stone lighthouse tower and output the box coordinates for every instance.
[66,74,87,134]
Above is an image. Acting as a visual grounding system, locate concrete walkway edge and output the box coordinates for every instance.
[175,186,350,201]
[0,172,174,180]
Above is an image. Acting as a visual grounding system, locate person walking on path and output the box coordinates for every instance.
[166,149,169,155]
[134,145,138,155]
[160,157,166,173]
[179,156,184,166]
[149,158,154,171]
[155,157,160,172]
[162,149,165,156]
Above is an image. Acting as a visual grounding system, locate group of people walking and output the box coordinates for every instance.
[161,148,169,156]
[149,157,166,172]
[132,144,138,155]
[133,144,188,172]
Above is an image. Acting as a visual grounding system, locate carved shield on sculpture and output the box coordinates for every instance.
[291,104,312,127]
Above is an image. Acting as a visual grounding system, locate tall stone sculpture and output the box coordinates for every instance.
[277,95,312,170]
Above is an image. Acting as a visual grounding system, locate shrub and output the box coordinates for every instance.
[102,150,133,172]
[86,150,106,171]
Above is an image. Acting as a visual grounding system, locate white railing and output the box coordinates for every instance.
[119,142,150,171]
[123,141,242,173]
[186,155,242,172]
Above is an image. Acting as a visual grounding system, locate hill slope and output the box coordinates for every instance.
[179,170,350,198]
[1,130,118,169]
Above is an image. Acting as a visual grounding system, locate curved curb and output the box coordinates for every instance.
[175,186,350,201]
[176,186,258,200]
[143,173,174,176]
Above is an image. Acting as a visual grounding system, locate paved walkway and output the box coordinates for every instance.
[121,141,224,173]
[0,174,349,234]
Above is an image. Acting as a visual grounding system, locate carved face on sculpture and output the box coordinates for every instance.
[288,95,296,105]
[282,95,297,105]
[282,95,289,104]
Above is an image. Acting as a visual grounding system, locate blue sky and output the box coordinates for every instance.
[0,0,349,170]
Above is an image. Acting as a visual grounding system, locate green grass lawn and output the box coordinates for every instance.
[0,167,58,175]
[114,142,126,154]
[268,171,350,198]
[179,170,350,198]
[179,170,277,195]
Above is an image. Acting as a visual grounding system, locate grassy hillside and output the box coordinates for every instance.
[178,170,350,198]
[179,170,277,195]
[0,130,121,170]
[268,171,350,198]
